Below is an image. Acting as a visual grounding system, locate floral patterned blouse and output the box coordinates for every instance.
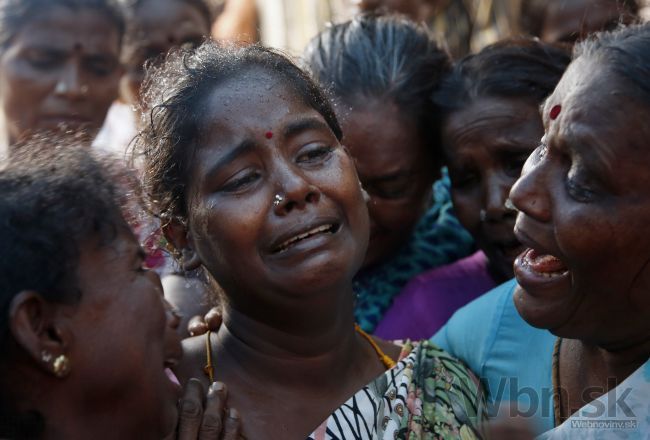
[308,341,486,439]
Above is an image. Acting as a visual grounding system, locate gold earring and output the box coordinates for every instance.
[53,355,71,378]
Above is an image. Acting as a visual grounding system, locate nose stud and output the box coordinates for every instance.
[505,198,517,212]
[54,81,68,94]
[273,194,284,206]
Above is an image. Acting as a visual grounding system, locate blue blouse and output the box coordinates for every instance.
[431,279,557,435]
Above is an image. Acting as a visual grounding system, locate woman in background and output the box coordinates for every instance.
[376,38,570,340]
[0,0,123,157]
[303,14,474,333]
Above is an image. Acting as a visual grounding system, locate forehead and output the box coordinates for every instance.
[197,69,320,138]
[341,100,425,174]
[545,57,650,171]
[445,97,542,142]
[9,5,120,51]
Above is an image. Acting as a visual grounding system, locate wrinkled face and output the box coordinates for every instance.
[121,0,209,105]
[510,58,650,345]
[69,230,182,438]
[341,100,434,269]
[185,70,369,316]
[445,97,541,282]
[0,6,121,144]
[542,0,635,44]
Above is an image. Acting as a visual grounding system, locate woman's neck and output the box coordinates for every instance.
[215,286,374,389]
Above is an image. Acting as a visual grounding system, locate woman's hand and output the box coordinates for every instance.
[169,378,241,439]
[188,307,223,337]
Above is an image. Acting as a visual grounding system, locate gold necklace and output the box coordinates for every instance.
[203,325,397,383]
[355,323,396,370]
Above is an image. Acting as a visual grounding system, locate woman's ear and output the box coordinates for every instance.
[163,218,202,271]
[8,291,73,378]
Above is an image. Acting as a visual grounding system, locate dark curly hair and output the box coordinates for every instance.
[0,137,128,438]
[575,22,650,106]
[137,41,342,225]
[433,38,571,119]
[303,13,451,160]
[0,0,125,50]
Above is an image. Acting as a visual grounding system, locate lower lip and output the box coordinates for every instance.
[514,248,571,293]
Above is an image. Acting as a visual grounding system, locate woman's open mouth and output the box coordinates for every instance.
[520,248,569,277]
[271,223,340,254]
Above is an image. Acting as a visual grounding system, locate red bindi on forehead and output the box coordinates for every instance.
[550,105,562,120]
[265,131,273,139]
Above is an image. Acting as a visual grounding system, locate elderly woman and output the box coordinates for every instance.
[375,39,570,340]
[139,42,486,439]
[0,0,124,156]
[0,140,240,439]
[434,24,650,437]
[303,14,474,333]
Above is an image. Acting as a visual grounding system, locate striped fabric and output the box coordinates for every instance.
[308,341,486,440]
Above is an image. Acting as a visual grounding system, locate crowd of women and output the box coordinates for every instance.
[0,0,649,439]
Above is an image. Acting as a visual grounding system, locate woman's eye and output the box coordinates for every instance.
[566,177,596,203]
[297,146,333,164]
[26,51,60,70]
[221,171,260,192]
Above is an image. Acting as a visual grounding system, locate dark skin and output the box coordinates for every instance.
[172,71,401,439]
[121,0,210,106]
[510,58,650,422]
[444,97,540,282]
[341,99,435,269]
[0,6,122,144]
[7,230,183,439]
[540,0,636,45]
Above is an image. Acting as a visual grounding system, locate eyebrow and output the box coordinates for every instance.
[282,117,331,140]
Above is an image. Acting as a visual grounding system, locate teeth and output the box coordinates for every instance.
[277,224,333,252]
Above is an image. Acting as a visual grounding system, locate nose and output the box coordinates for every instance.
[509,152,552,223]
[53,62,87,99]
[272,167,321,215]
[482,172,513,222]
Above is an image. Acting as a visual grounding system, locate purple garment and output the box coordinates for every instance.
[374,251,496,340]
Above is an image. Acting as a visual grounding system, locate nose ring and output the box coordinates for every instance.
[273,194,284,206]
[54,81,68,94]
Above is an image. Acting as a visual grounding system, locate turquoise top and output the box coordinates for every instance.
[431,279,557,435]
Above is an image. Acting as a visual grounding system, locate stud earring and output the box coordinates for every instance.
[53,354,71,378]
[273,194,284,206]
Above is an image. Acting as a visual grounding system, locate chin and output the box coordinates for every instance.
[513,285,573,330]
